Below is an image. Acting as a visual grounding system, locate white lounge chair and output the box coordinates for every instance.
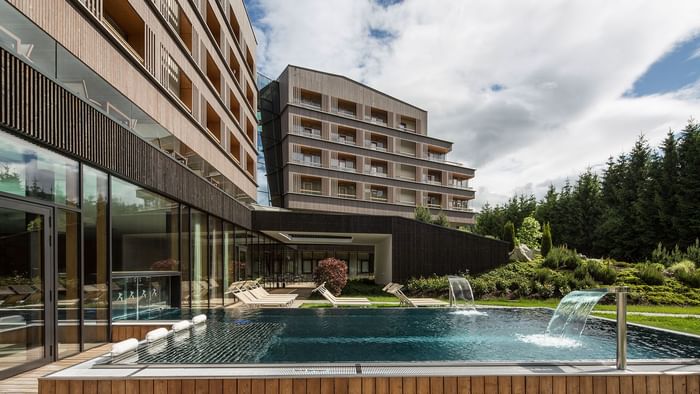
[383,282,447,307]
[312,283,371,307]
[248,285,298,303]
[233,289,294,308]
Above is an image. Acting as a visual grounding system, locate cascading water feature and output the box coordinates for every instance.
[520,287,629,370]
[447,276,487,316]
[546,289,608,337]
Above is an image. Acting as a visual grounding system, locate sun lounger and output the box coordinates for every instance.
[383,282,447,307]
[312,283,371,307]
[248,286,297,303]
[233,289,294,308]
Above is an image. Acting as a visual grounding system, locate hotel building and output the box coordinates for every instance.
[260,66,476,226]
[0,0,506,378]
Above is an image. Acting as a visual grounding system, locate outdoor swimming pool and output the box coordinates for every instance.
[106,308,700,365]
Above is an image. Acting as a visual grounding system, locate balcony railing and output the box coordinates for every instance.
[298,98,322,110]
[299,188,322,195]
[333,107,357,118]
[331,134,356,146]
[369,195,388,202]
[330,159,357,173]
[292,153,322,167]
[337,192,357,199]
[365,140,387,152]
[365,168,388,177]
[425,202,441,209]
[450,180,471,189]
[293,126,322,139]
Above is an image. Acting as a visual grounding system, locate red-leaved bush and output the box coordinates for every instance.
[314,258,348,296]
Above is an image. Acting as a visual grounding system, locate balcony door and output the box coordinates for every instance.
[0,197,53,378]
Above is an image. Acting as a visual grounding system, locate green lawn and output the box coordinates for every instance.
[592,313,700,336]
[475,298,700,315]
[299,302,397,309]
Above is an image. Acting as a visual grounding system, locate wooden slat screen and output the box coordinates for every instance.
[0,47,252,228]
[38,375,700,394]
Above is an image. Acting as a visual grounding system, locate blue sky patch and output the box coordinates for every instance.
[490,84,505,92]
[626,34,700,97]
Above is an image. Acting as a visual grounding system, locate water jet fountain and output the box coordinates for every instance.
[447,276,487,316]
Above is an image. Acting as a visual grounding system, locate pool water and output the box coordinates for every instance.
[109,308,700,365]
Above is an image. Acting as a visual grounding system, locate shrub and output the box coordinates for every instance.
[313,258,348,296]
[541,223,553,257]
[433,211,450,227]
[686,239,700,264]
[503,221,516,250]
[342,279,385,296]
[636,263,665,286]
[584,260,618,285]
[414,205,432,223]
[533,268,553,284]
[676,269,700,288]
[668,260,696,275]
[405,275,449,296]
[543,246,582,270]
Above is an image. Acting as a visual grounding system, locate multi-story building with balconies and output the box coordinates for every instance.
[260,65,476,226]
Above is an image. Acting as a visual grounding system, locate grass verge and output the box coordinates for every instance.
[476,298,700,315]
[592,313,700,336]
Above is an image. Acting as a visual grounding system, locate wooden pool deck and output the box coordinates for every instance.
[0,344,111,393]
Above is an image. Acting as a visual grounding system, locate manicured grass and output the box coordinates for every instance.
[367,296,401,302]
[592,313,700,336]
[475,298,700,315]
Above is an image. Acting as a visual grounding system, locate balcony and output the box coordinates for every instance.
[451,199,471,212]
[399,116,416,133]
[294,126,321,139]
[369,108,388,126]
[102,0,145,63]
[299,177,322,195]
[337,181,357,199]
[333,127,356,145]
[205,52,221,95]
[299,89,321,110]
[425,170,443,186]
[205,1,221,47]
[331,156,357,173]
[425,194,442,209]
[450,178,471,189]
[366,160,388,177]
[292,151,322,167]
[368,186,388,202]
[334,98,357,118]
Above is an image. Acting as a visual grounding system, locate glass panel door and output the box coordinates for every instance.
[0,198,51,377]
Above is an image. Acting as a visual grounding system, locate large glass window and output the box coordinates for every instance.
[110,177,179,273]
[234,227,248,280]
[209,216,223,307]
[180,206,190,308]
[190,209,208,308]
[223,222,235,305]
[56,209,80,358]
[0,131,79,207]
[82,166,109,349]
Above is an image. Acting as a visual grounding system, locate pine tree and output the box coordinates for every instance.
[541,223,553,257]
[655,131,680,248]
[503,221,516,250]
[570,169,603,256]
[677,120,700,246]
[535,185,558,227]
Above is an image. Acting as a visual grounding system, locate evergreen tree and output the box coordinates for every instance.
[503,221,516,250]
[654,131,680,248]
[475,203,505,238]
[677,120,700,246]
[570,169,603,256]
[535,185,558,228]
[541,223,553,257]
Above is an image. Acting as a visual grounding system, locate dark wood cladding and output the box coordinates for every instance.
[0,48,251,228]
[37,374,700,394]
[253,211,509,282]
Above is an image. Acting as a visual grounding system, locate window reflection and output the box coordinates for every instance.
[82,166,109,349]
[0,131,79,207]
[56,209,80,358]
[111,177,179,272]
[190,209,208,309]
[0,1,56,76]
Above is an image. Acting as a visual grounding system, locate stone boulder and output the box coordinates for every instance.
[509,244,534,262]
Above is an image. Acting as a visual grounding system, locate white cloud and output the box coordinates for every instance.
[250,0,700,209]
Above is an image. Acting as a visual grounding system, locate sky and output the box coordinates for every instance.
[245,0,700,210]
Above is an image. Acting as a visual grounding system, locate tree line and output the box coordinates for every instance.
[474,120,700,262]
